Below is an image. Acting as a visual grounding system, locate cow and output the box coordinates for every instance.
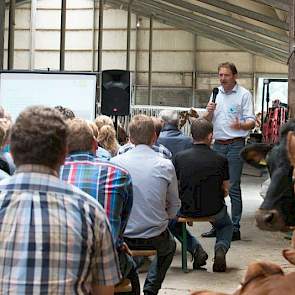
[191,247,295,295]
[239,119,295,232]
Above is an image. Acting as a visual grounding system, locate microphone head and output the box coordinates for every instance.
[213,87,219,96]
[212,87,219,103]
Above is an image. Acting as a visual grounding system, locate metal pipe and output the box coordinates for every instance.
[126,0,133,71]
[134,15,140,104]
[60,0,67,71]
[0,0,5,70]
[192,34,197,107]
[148,16,153,105]
[97,0,104,73]
[8,0,16,70]
[92,0,97,71]
[29,0,37,70]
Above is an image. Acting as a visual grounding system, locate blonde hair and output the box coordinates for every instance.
[97,125,119,156]
[94,115,114,131]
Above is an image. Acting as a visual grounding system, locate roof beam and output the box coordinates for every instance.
[108,0,287,63]
[160,0,288,43]
[197,0,288,30]
[137,0,288,53]
[250,0,289,12]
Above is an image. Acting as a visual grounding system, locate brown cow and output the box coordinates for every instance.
[191,249,295,295]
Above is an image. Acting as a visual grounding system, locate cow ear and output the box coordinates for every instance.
[241,261,284,287]
[283,248,295,265]
[240,143,272,169]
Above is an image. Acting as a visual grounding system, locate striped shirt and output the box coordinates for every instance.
[118,142,172,160]
[0,164,121,294]
[60,152,133,248]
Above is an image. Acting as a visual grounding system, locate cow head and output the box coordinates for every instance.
[241,120,295,232]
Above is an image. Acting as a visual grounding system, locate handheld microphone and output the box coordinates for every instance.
[212,87,219,103]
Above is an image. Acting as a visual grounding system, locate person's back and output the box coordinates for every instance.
[0,106,120,294]
[112,145,176,238]
[157,110,192,158]
[0,171,119,294]
[175,144,227,217]
[60,118,132,246]
[111,115,180,295]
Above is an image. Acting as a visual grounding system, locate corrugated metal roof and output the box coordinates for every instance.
[13,0,289,64]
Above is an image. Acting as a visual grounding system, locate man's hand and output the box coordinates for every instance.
[120,242,132,256]
[230,118,242,130]
[206,102,216,113]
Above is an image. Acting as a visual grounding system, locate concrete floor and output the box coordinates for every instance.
[139,174,295,295]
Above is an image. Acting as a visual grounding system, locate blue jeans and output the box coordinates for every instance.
[169,206,233,253]
[213,139,245,232]
[124,229,176,295]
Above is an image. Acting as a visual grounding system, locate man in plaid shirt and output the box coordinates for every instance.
[60,118,139,294]
[0,106,120,294]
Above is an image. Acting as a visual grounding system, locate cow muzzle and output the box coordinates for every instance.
[255,209,289,232]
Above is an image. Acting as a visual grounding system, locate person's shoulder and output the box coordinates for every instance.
[237,84,251,96]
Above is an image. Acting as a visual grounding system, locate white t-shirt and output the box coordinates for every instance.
[212,84,255,140]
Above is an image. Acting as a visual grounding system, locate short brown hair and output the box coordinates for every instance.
[10,106,68,168]
[151,117,163,137]
[67,118,94,153]
[129,115,155,145]
[191,118,213,141]
[218,62,238,75]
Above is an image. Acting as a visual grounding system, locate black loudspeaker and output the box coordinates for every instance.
[101,70,131,116]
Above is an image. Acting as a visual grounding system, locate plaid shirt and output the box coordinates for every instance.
[0,164,121,294]
[60,152,133,248]
[118,142,172,159]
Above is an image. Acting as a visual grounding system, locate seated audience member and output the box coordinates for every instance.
[95,114,114,130]
[173,118,233,272]
[95,115,120,157]
[0,111,16,174]
[60,118,139,294]
[54,105,75,120]
[118,116,172,159]
[157,109,192,160]
[87,120,112,161]
[0,106,120,294]
[97,125,120,157]
[0,124,10,179]
[111,114,181,295]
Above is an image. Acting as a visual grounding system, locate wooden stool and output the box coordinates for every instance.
[115,278,132,293]
[178,216,213,273]
[130,249,157,257]
[114,249,156,293]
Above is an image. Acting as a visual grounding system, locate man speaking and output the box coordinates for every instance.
[203,62,255,241]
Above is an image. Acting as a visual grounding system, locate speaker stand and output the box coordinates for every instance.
[114,115,119,140]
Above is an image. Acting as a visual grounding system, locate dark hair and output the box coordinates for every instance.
[218,62,238,75]
[54,105,75,120]
[191,118,213,141]
[11,106,68,169]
